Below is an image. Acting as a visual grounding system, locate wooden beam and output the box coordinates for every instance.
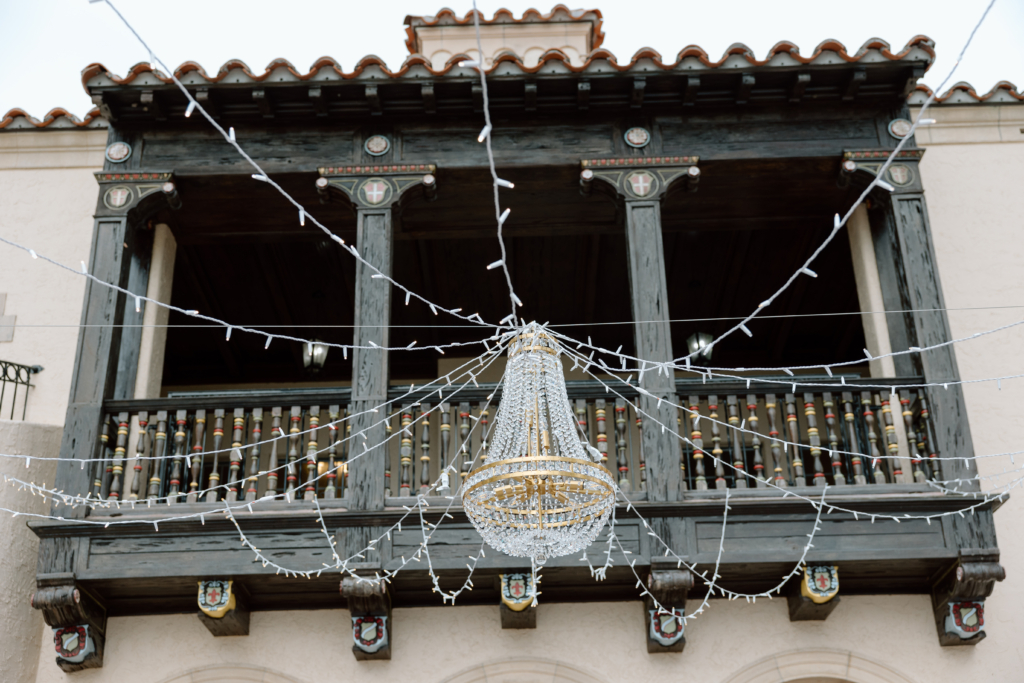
[736,73,755,105]
[195,87,219,118]
[789,73,810,103]
[902,66,926,99]
[471,84,483,112]
[843,69,867,101]
[252,88,274,118]
[308,86,328,117]
[421,82,436,114]
[140,90,165,120]
[365,85,381,115]
[577,80,590,110]
[524,81,538,112]
[683,76,700,106]
[113,227,154,399]
[631,77,646,109]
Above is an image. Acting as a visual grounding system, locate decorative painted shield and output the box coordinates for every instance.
[364,135,391,156]
[801,564,839,604]
[352,615,388,653]
[103,186,133,210]
[945,600,985,638]
[105,141,132,163]
[360,178,390,205]
[888,165,912,186]
[625,171,656,198]
[500,573,534,611]
[887,118,913,139]
[197,579,234,618]
[624,127,650,149]
[54,625,94,663]
[648,609,685,646]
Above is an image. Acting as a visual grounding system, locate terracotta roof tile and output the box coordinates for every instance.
[403,5,605,55]
[0,107,105,130]
[910,80,1023,104]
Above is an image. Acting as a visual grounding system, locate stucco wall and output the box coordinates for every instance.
[0,129,106,424]
[0,420,59,683]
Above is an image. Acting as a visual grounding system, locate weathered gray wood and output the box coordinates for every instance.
[197,584,250,636]
[872,192,977,489]
[348,209,393,511]
[500,604,536,629]
[787,594,840,621]
[113,227,153,400]
[624,201,682,502]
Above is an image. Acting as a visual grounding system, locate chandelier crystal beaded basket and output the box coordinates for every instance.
[464,324,615,564]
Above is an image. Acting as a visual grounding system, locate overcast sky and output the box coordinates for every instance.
[1,0,1020,119]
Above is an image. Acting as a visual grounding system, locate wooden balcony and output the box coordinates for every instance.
[30,377,998,617]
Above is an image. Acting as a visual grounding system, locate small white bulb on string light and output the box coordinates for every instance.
[495,178,515,189]
[371,274,385,279]
[834,213,841,229]
[298,209,305,226]
[185,100,196,117]
[134,296,141,313]
[863,348,874,360]
[264,337,272,350]
[876,179,896,192]
[801,267,818,278]
[228,127,236,141]
[80,261,88,274]
[511,293,523,307]
[225,326,232,341]
[498,208,511,225]
[477,124,492,142]
[407,341,417,349]
[739,323,753,337]
[917,118,937,125]
[487,259,504,270]
[405,291,411,305]
[29,249,37,259]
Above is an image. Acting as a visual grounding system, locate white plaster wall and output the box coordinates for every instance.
[0,130,107,424]
[0,420,59,683]
[417,23,592,67]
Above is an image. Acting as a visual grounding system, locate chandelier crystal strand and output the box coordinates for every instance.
[464,323,615,565]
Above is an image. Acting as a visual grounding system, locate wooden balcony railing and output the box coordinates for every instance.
[89,377,937,506]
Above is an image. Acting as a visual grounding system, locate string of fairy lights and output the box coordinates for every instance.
[0,0,1012,627]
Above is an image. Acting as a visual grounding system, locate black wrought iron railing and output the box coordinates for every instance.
[0,360,42,420]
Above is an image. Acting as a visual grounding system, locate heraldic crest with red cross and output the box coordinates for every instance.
[500,573,534,612]
[801,565,839,604]
[197,580,234,618]
[352,615,389,653]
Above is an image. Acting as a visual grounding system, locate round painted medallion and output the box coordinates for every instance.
[364,135,391,156]
[887,118,913,139]
[105,141,132,163]
[359,178,392,206]
[103,185,133,210]
[624,127,651,149]
[888,164,913,186]
[624,170,657,198]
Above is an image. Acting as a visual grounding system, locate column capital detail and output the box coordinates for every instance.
[580,157,699,201]
[317,163,437,209]
[93,170,180,216]
[840,148,926,193]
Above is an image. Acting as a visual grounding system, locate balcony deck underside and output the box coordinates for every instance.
[31,490,996,617]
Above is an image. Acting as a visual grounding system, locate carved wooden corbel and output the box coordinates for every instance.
[31,574,107,672]
[788,564,841,621]
[197,579,250,636]
[932,548,1005,646]
[645,562,692,653]
[342,568,391,660]
[498,572,537,629]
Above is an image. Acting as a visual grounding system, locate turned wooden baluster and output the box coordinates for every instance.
[384,412,394,498]
[343,416,352,497]
[765,395,787,487]
[803,394,826,487]
[458,402,472,487]
[438,402,452,489]
[595,399,610,468]
[285,406,302,500]
[727,396,746,488]
[575,399,589,449]
[635,410,647,492]
[185,409,206,503]
[324,405,341,499]
[917,390,940,480]
[265,407,284,497]
[688,396,708,491]
[841,393,867,485]
[303,406,321,499]
[877,393,904,483]
[204,410,225,502]
[245,408,263,501]
[399,406,414,497]
[615,398,630,492]
[678,410,688,491]
[822,393,845,485]
[899,390,927,483]
[129,411,148,500]
[168,410,188,502]
[479,401,490,463]
[107,412,130,501]
[784,394,805,485]
[861,392,886,484]
[225,408,246,501]
[92,415,111,499]
[746,395,766,488]
[419,402,432,494]
[147,411,168,499]
[708,395,727,489]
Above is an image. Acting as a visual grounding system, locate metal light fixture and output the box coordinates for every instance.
[464,323,615,566]
[686,332,714,364]
[303,340,329,374]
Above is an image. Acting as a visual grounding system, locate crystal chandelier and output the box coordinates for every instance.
[464,324,615,564]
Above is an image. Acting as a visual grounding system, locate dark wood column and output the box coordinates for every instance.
[585,159,699,503]
[848,150,978,491]
[318,163,436,511]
